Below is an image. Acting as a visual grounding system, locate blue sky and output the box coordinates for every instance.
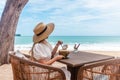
[0,0,120,36]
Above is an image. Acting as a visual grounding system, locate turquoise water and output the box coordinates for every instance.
[15,36,120,51]
[15,36,120,45]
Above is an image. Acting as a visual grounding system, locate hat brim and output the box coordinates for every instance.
[33,23,54,43]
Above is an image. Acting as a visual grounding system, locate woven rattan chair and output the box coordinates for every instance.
[77,58,120,80]
[9,52,66,80]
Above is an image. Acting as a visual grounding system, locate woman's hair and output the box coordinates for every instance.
[29,43,36,60]
[29,39,45,60]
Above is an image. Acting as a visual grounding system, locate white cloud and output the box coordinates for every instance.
[1,0,120,36]
[83,0,120,10]
[0,0,6,9]
[27,0,120,20]
[0,0,6,16]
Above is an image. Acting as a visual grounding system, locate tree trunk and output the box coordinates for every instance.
[0,0,28,65]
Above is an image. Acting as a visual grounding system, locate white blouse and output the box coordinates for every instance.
[33,42,71,80]
[33,42,53,60]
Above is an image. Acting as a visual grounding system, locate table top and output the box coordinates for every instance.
[59,51,114,67]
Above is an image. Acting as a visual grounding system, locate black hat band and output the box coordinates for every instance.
[36,26,47,36]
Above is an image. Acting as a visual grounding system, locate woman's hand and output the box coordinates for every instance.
[57,40,63,46]
[54,55,64,60]
[51,40,63,58]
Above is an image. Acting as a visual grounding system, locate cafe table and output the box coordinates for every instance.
[59,51,114,80]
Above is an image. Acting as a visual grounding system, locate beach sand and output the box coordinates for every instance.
[0,50,120,80]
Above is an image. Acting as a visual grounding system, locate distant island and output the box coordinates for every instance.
[15,34,21,36]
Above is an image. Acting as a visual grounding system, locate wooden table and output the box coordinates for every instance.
[59,51,114,80]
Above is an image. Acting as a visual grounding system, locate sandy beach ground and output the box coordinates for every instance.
[0,50,120,80]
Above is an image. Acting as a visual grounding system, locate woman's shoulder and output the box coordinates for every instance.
[34,42,52,49]
[34,43,43,48]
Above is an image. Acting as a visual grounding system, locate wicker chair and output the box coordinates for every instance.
[9,52,66,80]
[77,58,120,80]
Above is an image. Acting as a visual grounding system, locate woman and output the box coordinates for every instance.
[30,22,71,80]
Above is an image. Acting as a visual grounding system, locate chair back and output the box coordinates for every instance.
[9,52,66,80]
[77,58,120,80]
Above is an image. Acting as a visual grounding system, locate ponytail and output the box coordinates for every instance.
[29,43,36,61]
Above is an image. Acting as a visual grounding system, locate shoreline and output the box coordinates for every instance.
[0,50,120,80]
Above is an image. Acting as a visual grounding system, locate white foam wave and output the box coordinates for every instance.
[15,44,32,51]
[15,43,120,51]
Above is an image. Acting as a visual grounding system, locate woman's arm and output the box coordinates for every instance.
[51,41,63,58]
[37,55,64,65]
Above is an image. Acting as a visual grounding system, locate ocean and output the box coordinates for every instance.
[15,36,120,51]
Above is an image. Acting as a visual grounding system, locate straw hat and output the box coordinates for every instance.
[33,22,54,43]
